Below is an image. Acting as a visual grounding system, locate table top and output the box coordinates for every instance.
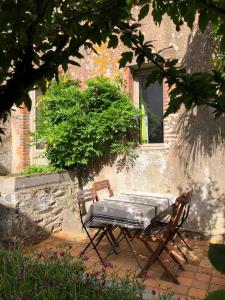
[84,192,174,230]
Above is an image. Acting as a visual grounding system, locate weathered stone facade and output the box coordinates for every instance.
[0,172,79,241]
[0,119,12,175]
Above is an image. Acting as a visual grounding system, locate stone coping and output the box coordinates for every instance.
[0,171,76,193]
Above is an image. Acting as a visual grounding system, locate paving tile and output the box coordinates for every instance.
[177,276,193,287]
[213,270,225,278]
[191,279,209,291]
[208,283,225,292]
[188,287,207,299]
[199,258,213,269]
[157,279,174,290]
[197,266,213,275]
[185,263,198,272]
[171,283,189,295]
[195,272,211,283]
[211,276,225,286]
[179,271,195,279]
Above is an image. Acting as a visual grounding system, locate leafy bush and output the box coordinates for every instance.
[206,243,225,299]
[0,247,144,300]
[21,164,63,176]
[35,76,141,185]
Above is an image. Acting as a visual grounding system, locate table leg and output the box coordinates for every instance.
[121,227,142,269]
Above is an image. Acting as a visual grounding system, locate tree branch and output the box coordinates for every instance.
[197,0,225,17]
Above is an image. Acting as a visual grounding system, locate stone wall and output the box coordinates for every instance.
[0,119,12,175]
[0,172,79,241]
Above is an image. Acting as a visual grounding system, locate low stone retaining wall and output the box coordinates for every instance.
[0,172,79,241]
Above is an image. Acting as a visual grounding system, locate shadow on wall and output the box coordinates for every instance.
[0,163,10,176]
[177,177,225,235]
[0,202,50,245]
[75,145,137,187]
[182,26,216,73]
[174,107,225,170]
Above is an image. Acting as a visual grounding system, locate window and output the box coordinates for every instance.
[135,72,164,144]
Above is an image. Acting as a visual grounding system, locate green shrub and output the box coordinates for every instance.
[0,248,144,300]
[21,164,63,176]
[206,243,225,299]
[35,76,141,186]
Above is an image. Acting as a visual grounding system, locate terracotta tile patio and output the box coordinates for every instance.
[31,231,225,300]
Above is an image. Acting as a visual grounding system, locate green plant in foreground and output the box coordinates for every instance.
[21,164,63,176]
[0,247,145,300]
[205,243,225,299]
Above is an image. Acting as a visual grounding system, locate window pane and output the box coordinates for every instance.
[139,74,163,143]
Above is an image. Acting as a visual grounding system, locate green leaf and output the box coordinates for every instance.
[23,94,32,111]
[208,244,225,274]
[108,35,118,48]
[68,60,80,67]
[62,61,68,73]
[120,35,132,48]
[138,4,149,21]
[205,290,225,300]
[220,35,225,52]
[119,51,133,68]
[198,11,209,32]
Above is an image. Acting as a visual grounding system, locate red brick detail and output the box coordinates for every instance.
[16,105,31,172]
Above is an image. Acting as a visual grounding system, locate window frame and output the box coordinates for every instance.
[132,67,165,148]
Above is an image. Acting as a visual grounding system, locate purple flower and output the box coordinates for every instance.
[143,271,149,279]
[59,251,65,257]
[37,252,44,259]
[94,271,101,278]
[84,280,91,286]
[80,252,89,261]
[102,261,113,268]
[19,296,27,300]
[151,289,157,296]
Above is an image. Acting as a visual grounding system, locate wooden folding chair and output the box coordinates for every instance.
[92,180,122,250]
[138,193,190,283]
[92,179,113,201]
[156,190,193,261]
[77,188,115,263]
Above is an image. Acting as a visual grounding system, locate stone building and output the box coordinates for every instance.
[0,8,224,239]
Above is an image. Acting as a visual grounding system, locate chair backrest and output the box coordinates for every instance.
[162,192,190,242]
[92,179,113,201]
[77,189,95,223]
[177,190,193,229]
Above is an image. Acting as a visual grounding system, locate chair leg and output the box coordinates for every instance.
[83,228,104,263]
[82,228,102,254]
[105,230,119,255]
[177,231,192,251]
[138,239,179,284]
[164,245,185,271]
[171,237,188,262]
